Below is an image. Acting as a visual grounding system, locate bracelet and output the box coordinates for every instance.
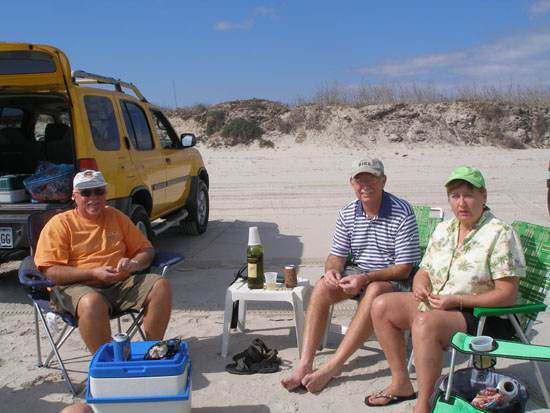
[131,259,140,272]
[460,295,463,311]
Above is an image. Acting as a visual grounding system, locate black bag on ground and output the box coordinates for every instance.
[430,367,528,412]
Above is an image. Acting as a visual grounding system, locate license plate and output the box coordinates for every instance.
[0,227,13,248]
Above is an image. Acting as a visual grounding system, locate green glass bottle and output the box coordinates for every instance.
[247,227,264,289]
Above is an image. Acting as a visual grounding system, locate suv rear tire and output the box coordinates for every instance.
[130,204,153,241]
[181,180,209,235]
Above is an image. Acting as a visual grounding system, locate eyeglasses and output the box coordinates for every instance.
[353,177,379,186]
[77,188,106,197]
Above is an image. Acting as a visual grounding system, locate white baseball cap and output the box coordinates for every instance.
[73,170,107,190]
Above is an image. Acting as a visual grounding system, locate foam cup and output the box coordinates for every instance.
[470,335,494,352]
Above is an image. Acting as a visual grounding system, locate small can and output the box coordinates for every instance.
[113,333,132,361]
[284,265,297,288]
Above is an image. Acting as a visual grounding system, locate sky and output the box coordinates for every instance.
[2,0,550,108]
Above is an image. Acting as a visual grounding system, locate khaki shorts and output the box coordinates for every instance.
[50,273,162,317]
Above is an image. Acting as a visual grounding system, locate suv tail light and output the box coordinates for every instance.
[78,158,98,171]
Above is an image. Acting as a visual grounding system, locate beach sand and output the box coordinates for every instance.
[1,143,549,412]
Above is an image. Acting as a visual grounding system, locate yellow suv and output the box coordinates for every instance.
[0,42,209,262]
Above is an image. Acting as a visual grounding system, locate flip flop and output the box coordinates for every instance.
[364,391,417,407]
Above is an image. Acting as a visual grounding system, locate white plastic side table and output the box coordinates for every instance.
[221,278,310,358]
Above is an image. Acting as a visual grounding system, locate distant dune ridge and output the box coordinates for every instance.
[167,99,550,149]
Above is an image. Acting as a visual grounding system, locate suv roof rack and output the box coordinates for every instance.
[72,70,148,102]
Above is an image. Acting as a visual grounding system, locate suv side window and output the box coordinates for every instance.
[84,96,120,151]
[150,109,181,149]
[121,101,154,150]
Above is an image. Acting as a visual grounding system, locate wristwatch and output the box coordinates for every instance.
[362,273,369,283]
[131,259,140,272]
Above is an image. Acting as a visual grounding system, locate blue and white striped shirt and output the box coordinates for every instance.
[330,191,420,274]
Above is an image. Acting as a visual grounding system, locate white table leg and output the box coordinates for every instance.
[292,290,305,357]
[221,288,234,357]
[237,299,247,333]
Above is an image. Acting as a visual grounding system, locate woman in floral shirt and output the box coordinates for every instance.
[366,167,526,411]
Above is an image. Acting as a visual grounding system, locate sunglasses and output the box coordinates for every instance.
[77,188,106,197]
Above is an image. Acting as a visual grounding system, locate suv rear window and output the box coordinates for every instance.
[0,107,24,128]
[0,50,56,75]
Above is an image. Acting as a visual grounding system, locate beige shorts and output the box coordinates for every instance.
[50,273,162,317]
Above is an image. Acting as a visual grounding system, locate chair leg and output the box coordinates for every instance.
[509,315,550,408]
[34,306,43,367]
[319,304,334,350]
[444,348,459,402]
[405,330,414,373]
[43,324,74,366]
[35,306,76,395]
[126,312,146,341]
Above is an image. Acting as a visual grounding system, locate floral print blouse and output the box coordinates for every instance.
[418,210,526,312]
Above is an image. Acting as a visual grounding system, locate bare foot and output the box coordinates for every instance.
[301,364,338,393]
[365,385,415,406]
[281,364,312,391]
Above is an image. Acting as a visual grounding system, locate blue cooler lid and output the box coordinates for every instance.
[89,341,188,378]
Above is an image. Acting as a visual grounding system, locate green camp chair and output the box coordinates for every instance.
[470,220,550,407]
[431,332,550,412]
[320,205,444,350]
[413,205,444,257]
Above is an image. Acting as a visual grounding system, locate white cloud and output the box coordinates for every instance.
[352,28,550,87]
[254,7,278,19]
[213,19,254,31]
[529,0,550,17]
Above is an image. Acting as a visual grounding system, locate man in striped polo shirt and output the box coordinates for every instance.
[281,156,420,393]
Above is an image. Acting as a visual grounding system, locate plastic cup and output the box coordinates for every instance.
[248,226,261,245]
[470,336,494,352]
[265,272,277,291]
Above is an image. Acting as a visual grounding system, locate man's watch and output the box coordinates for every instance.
[131,259,140,272]
[362,273,369,283]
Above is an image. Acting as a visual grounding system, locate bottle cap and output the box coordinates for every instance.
[248,226,261,245]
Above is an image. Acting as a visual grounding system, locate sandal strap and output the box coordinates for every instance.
[252,338,269,355]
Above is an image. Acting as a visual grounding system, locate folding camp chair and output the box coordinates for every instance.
[431,332,549,412]
[410,220,550,406]
[412,205,444,257]
[319,205,444,350]
[18,207,184,394]
[469,220,550,407]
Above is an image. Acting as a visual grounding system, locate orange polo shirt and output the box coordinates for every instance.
[34,207,152,284]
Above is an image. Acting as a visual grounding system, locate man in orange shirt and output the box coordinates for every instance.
[34,170,172,354]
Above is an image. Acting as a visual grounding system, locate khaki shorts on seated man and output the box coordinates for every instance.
[281,156,420,393]
[34,170,172,354]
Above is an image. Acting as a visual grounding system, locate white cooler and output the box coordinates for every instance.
[86,340,192,413]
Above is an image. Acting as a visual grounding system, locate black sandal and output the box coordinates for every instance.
[225,338,281,374]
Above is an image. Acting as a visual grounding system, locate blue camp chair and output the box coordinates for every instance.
[18,207,184,394]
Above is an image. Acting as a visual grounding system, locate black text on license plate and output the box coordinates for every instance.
[0,227,13,248]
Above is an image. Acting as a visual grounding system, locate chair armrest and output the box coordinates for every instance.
[451,332,550,362]
[18,256,56,288]
[152,250,185,269]
[473,304,547,317]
